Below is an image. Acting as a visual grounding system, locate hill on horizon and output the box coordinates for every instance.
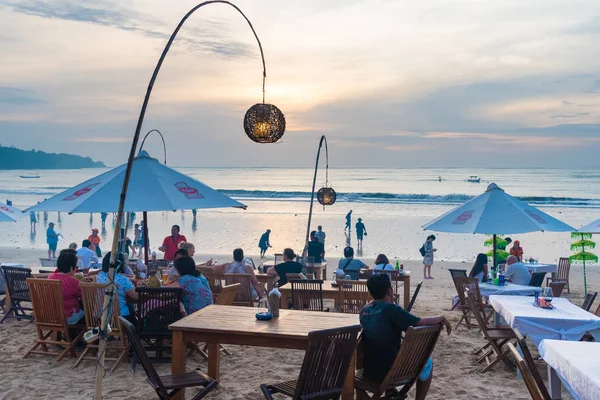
[0,145,106,170]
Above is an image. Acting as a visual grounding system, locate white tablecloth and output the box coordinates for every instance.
[489,295,600,346]
[524,263,557,274]
[480,282,542,297]
[539,340,600,400]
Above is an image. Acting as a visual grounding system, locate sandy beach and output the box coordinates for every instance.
[0,248,592,399]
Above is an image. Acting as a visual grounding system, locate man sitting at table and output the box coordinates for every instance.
[76,239,99,269]
[268,248,303,287]
[212,248,266,300]
[504,255,531,286]
[338,246,367,279]
[360,274,451,400]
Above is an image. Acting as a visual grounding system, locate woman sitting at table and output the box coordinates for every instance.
[373,254,395,271]
[48,250,85,324]
[97,252,138,324]
[469,253,489,282]
[212,248,265,299]
[168,256,213,316]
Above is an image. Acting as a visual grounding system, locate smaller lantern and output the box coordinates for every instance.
[317,185,337,208]
[244,103,286,143]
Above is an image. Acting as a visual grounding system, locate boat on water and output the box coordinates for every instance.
[466,175,481,183]
[20,173,40,179]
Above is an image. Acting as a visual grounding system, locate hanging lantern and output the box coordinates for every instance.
[244,103,286,143]
[317,186,337,207]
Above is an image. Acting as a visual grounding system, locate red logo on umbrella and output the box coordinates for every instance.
[525,209,547,224]
[175,182,204,199]
[453,210,474,225]
[0,206,12,213]
[63,183,100,201]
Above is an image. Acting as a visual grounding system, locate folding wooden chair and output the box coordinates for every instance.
[73,282,128,371]
[290,279,324,311]
[260,325,361,399]
[338,280,371,314]
[582,291,597,312]
[119,316,217,400]
[454,277,492,329]
[465,289,516,372]
[448,269,467,311]
[197,267,223,302]
[546,257,571,293]
[549,282,566,298]
[273,253,284,266]
[224,273,254,307]
[354,325,443,399]
[406,280,423,313]
[24,278,84,361]
[512,331,551,400]
[1,266,33,323]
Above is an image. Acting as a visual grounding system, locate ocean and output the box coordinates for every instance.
[0,167,598,264]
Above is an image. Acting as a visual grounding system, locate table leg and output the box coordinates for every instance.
[342,351,355,400]
[314,267,321,280]
[403,276,410,309]
[171,330,186,400]
[207,342,221,381]
[280,290,290,309]
[547,365,562,400]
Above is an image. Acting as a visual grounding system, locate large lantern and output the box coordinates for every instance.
[244,103,286,143]
[317,185,337,207]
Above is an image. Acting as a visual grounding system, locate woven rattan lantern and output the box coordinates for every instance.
[244,103,286,143]
[317,185,337,207]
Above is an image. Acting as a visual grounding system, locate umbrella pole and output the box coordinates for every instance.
[584,259,588,296]
[143,211,149,265]
[303,135,327,261]
[493,234,497,273]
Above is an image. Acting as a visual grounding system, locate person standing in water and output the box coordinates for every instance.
[345,210,353,232]
[258,229,272,258]
[356,218,367,246]
[46,222,60,258]
[100,212,108,226]
[30,211,37,229]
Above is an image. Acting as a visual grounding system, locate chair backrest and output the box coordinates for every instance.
[557,257,570,282]
[378,325,443,395]
[274,253,284,266]
[582,292,598,312]
[507,343,547,400]
[223,274,254,307]
[293,325,361,399]
[27,278,67,329]
[337,280,370,314]
[286,273,305,281]
[291,279,324,311]
[198,267,223,298]
[513,331,552,400]
[135,287,183,338]
[449,271,468,306]
[449,269,468,279]
[549,282,566,298]
[465,288,490,334]
[406,280,423,313]
[454,277,481,310]
[0,267,5,295]
[2,266,32,301]
[118,316,169,398]
[79,282,121,333]
[528,272,546,287]
[215,284,241,306]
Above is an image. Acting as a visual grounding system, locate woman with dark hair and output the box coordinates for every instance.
[97,252,138,323]
[373,254,394,271]
[422,235,437,280]
[468,253,489,282]
[168,256,213,316]
[48,250,84,324]
[307,230,325,263]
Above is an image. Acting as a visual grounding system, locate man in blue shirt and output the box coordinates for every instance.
[46,222,59,258]
[360,274,451,400]
[338,246,367,279]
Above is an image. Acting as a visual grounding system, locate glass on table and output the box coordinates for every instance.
[161,269,169,285]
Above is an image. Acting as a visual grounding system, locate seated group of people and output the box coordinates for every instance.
[468,253,532,285]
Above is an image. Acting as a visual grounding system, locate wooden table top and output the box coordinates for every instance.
[169,305,359,339]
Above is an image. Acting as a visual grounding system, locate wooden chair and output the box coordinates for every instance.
[0,267,6,313]
[528,272,546,287]
[24,278,84,361]
[119,316,217,400]
[338,280,371,314]
[406,280,423,313]
[260,325,361,399]
[465,289,516,372]
[290,279,324,311]
[224,273,254,307]
[1,266,33,323]
[582,291,597,312]
[549,282,566,298]
[136,287,183,359]
[354,325,443,399]
[546,257,571,293]
[198,266,223,302]
[448,269,467,311]
[512,331,551,400]
[273,253,284,266]
[73,282,128,371]
[285,273,305,282]
[454,277,492,329]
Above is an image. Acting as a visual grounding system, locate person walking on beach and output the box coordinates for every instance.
[345,210,353,232]
[46,222,59,258]
[158,225,187,261]
[258,229,272,258]
[100,212,108,226]
[88,228,102,257]
[422,235,437,279]
[356,218,367,246]
[29,211,37,229]
[315,225,326,261]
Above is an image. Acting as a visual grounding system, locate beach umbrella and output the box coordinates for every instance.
[0,202,21,222]
[25,150,246,261]
[578,218,600,234]
[423,183,574,268]
[570,232,598,295]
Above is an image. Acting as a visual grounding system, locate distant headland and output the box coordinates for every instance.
[0,145,106,169]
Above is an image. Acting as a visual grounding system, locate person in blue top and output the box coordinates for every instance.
[258,229,272,258]
[29,211,37,229]
[360,274,451,400]
[168,256,213,316]
[46,222,59,258]
[345,210,352,232]
[356,218,367,246]
[97,252,138,324]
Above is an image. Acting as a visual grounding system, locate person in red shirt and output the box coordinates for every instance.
[48,249,84,324]
[159,225,187,261]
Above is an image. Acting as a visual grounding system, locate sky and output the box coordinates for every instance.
[0,0,599,168]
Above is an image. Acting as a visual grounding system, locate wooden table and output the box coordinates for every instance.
[263,262,328,280]
[170,305,359,400]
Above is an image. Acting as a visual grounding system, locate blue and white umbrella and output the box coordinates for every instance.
[578,218,600,234]
[0,202,21,222]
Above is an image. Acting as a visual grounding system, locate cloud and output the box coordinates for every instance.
[0,87,45,105]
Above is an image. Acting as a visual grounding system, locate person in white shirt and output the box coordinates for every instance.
[503,255,531,286]
[76,239,99,269]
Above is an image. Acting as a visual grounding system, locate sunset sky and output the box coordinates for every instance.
[1,0,599,167]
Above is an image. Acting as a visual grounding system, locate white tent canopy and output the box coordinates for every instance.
[25,151,245,213]
[578,218,600,234]
[423,183,574,234]
[0,202,21,222]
